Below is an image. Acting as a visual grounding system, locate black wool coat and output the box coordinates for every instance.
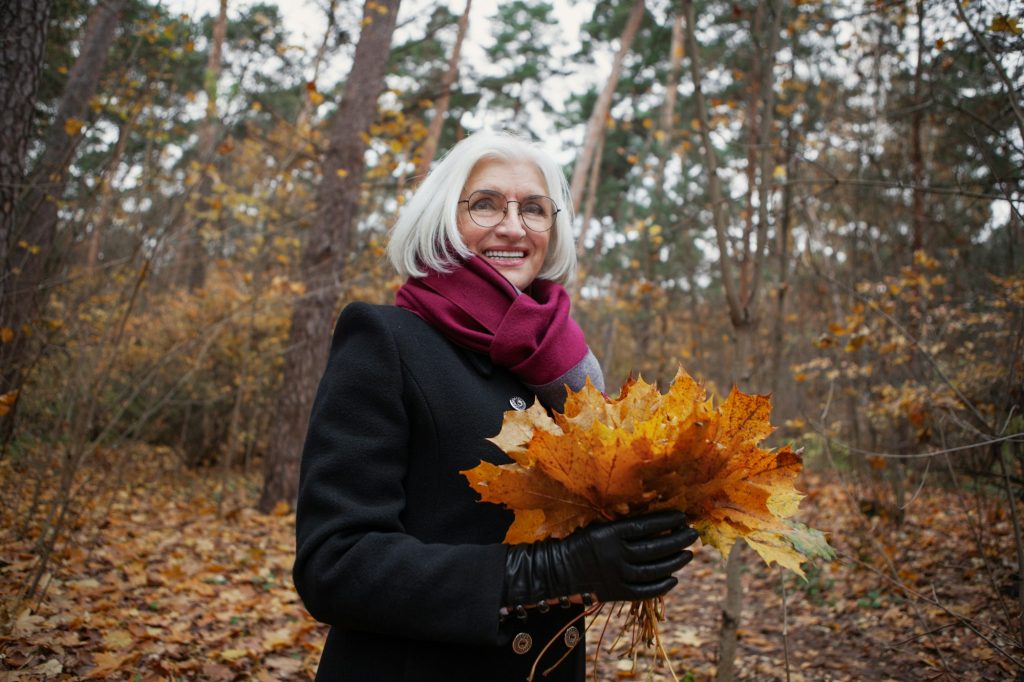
[293,302,586,681]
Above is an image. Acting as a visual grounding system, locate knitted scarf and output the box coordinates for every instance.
[395,256,604,409]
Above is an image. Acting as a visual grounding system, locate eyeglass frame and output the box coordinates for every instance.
[457,189,561,233]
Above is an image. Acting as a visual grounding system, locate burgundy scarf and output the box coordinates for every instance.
[395,257,589,390]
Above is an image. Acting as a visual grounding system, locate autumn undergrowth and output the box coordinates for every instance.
[0,445,324,680]
[3,449,1023,680]
[586,470,1023,681]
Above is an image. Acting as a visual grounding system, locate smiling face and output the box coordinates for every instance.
[457,158,552,291]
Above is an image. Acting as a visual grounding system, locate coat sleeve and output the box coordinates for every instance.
[293,302,508,645]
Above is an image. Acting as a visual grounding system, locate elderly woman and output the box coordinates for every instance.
[293,131,699,681]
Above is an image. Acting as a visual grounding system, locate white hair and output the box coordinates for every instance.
[387,130,577,284]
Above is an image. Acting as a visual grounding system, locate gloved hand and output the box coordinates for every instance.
[503,510,699,609]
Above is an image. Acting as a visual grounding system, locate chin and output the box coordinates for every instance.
[501,271,534,290]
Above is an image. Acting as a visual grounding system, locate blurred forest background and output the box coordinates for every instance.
[1,0,1022,678]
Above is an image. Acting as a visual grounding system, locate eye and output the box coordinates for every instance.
[471,197,499,211]
[521,199,549,217]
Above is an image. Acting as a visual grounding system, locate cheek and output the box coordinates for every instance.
[534,232,552,261]
[455,217,477,251]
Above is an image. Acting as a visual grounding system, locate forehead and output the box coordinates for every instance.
[464,158,548,196]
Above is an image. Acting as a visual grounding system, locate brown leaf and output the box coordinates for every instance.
[86,651,140,678]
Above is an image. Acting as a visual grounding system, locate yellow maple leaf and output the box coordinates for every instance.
[462,368,829,577]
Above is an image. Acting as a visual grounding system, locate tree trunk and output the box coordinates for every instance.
[2,0,125,413]
[573,122,605,295]
[635,11,685,369]
[683,0,786,678]
[295,0,339,130]
[739,2,764,302]
[258,0,402,513]
[181,0,229,291]
[747,0,783,312]
[0,0,53,427]
[659,13,684,136]
[718,318,756,681]
[718,542,744,681]
[414,0,472,179]
[569,0,644,216]
[0,0,53,283]
[768,123,795,396]
[909,0,926,253]
[86,102,141,269]
[682,0,741,328]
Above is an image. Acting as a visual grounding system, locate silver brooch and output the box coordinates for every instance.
[509,396,527,411]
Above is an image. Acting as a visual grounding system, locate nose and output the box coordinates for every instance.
[493,202,527,238]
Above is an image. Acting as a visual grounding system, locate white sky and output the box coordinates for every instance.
[165,0,604,162]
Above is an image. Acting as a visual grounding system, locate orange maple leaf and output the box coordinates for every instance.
[463,368,828,577]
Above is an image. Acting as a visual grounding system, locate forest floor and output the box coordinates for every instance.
[0,447,1020,681]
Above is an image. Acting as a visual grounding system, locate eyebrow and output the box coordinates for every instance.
[469,188,551,199]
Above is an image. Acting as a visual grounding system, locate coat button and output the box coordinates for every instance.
[510,396,527,411]
[512,632,533,655]
[564,625,580,648]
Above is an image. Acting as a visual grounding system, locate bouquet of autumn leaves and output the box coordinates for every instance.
[461,368,832,672]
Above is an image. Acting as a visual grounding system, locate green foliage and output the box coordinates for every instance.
[477,0,565,135]
[790,561,835,606]
[856,589,885,610]
[784,522,836,565]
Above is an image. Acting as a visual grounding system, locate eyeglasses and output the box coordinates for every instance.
[458,190,560,233]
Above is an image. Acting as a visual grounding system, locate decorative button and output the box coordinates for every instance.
[564,626,581,648]
[512,632,533,655]
[510,396,527,411]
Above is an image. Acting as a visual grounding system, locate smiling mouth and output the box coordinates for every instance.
[483,249,527,262]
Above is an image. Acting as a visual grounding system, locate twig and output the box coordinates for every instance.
[867,539,957,678]
[802,425,1024,460]
[939,437,1017,639]
[885,622,959,650]
[650,600,681,682]
[780,568,791,682]
[776,176,1020,203]
[807,265,995,435]
[897,456,930,511]
[841,551,1024,668]
[951,0,1024,143]
[996,447,1024,648]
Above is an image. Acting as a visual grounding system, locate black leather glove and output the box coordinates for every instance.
[503,510,699,610]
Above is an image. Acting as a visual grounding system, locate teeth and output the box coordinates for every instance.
[485,250,526,259]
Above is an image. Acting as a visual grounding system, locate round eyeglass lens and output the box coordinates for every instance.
[465,191,556,232]
[519,196,556,231]
[466,191,504,227]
